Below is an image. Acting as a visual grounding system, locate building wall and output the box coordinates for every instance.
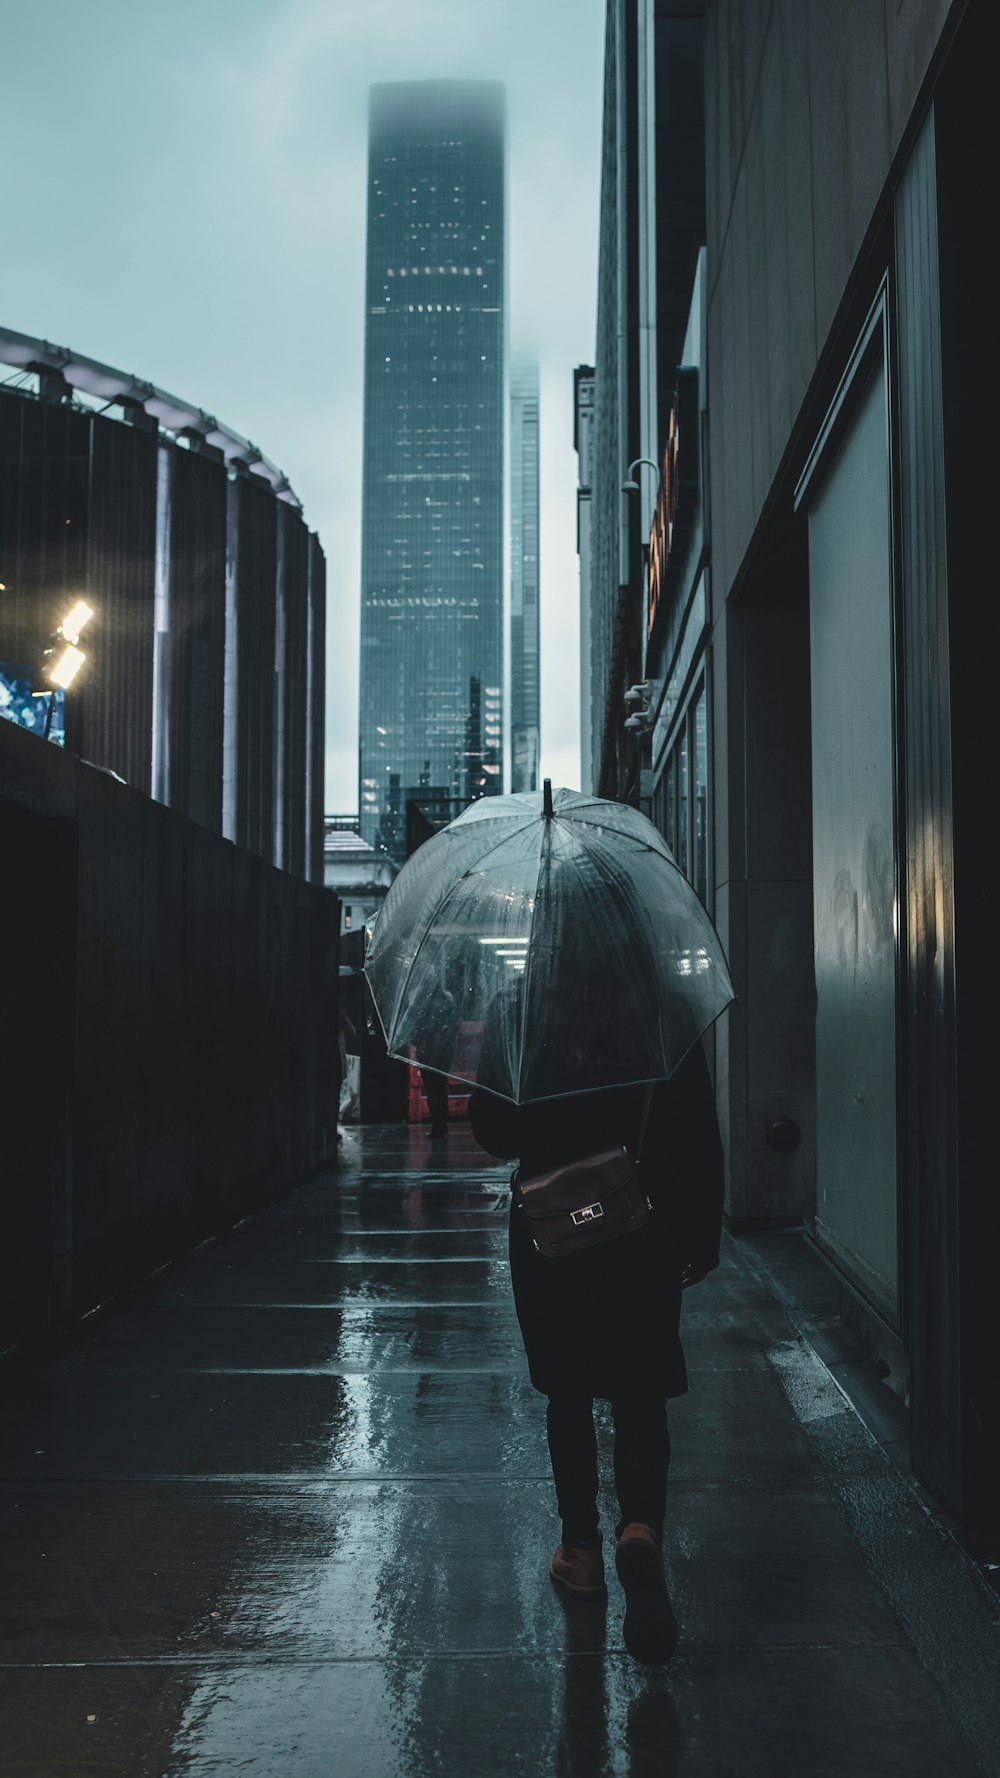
[590,0,634,798]
[591,0,663,802]
[224,470,277,861]
[701,0,986,1523]
[703,0,955,613]
[0,394,88,677]
[703,0,963,1227]
[0,714,339,1354]
[509,354,540,793]
[584,0,982,1528]
[0,377,325,882]
[323,815,398,935]
[574,366,595,793]
[931,3,991,1531]
[307,534,327,886]
[359,80,506,862]
[81,413,158,791]
[0,391,156,789]
[276,503,310,877]
[162,441,228,832]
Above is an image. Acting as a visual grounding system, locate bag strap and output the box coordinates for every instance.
[636,1084,655,1161]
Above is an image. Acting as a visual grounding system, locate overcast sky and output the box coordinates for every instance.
[2,0,606,807]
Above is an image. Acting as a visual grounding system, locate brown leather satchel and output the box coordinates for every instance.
[511,1087,655,1258]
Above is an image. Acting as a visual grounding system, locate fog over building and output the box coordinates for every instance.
[358,79,506,862]
[509,353,540,794]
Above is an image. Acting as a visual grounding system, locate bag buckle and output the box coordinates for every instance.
[570,1201,604,1226]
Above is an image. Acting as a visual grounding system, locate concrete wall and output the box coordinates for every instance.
[704,0,956,603]
[713,576,816,1223]
[704,0,959,1221]
[1,716,339,1353]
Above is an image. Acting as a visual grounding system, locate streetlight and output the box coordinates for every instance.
[621,457,661,495]
[32,600,95,739]
[623,681,653,733]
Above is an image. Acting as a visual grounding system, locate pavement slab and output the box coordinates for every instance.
[1,1121,997,1777]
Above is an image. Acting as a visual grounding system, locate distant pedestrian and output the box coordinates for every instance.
[338,1006,359,1129]
[469,981,724,1665]
[419,1064,449,1139]
[411,971,458,1139]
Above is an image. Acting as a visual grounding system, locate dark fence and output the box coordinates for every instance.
[1,716,339,1353]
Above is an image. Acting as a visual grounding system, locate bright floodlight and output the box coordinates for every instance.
[60,601,94,644]
[49,644,86,690]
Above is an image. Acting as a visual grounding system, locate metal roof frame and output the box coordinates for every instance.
[0,324,301,509]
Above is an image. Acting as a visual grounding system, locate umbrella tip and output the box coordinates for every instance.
[543,778,554,820]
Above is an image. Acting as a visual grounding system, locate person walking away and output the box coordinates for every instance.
[419,1065,450,1139]
[337,1005,359,1134]
[468,986,724,1666]
[411,969,458,1139]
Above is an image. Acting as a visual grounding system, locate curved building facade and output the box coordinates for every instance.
[0,326,325,882]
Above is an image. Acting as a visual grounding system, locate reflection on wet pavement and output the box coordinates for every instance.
[0,1124,995,1776]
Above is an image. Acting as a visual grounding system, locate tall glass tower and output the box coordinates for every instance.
[359,80,506,862]
[509,354,540,793]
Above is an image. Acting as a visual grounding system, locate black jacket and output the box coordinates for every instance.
[469,1040,724,1400]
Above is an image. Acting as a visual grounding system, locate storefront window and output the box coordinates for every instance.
[652,770,665,838]
[693,684,707,903]
[677,725,689,874]
[654,661,710,897]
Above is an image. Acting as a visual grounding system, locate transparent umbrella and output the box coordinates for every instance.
[364,781,736,1105]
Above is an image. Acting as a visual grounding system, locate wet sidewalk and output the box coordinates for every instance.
[1,1123,997,1777]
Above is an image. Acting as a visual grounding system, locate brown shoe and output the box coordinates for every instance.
[615,1523,678,1663]
[549,1539,606,1595]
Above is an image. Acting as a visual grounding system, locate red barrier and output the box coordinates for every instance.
[405,1021,483,1122]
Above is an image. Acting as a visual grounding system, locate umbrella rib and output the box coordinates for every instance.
[515,812,548,1102]
[561,827,665,1051]
[387,813,538,1043]
[565,822,734,1030]
[567,816,690,881]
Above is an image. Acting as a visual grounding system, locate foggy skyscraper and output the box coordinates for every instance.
[358,80,506,862]
[509,354,540,793]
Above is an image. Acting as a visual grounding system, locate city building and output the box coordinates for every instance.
[573,365,595,793]
[509,353,540,793]
[323,815,397,934]
[585,0,989,1534]
[0,326,325,882]
[358,79,506,864]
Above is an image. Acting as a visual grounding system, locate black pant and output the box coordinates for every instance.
[546,1393,670,1546]
[420,1069,449,1127]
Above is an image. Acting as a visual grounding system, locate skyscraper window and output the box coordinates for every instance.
[358,80,506,863]
[510,354,540,794]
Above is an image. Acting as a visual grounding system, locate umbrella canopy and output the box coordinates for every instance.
[363,783,735,1104]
